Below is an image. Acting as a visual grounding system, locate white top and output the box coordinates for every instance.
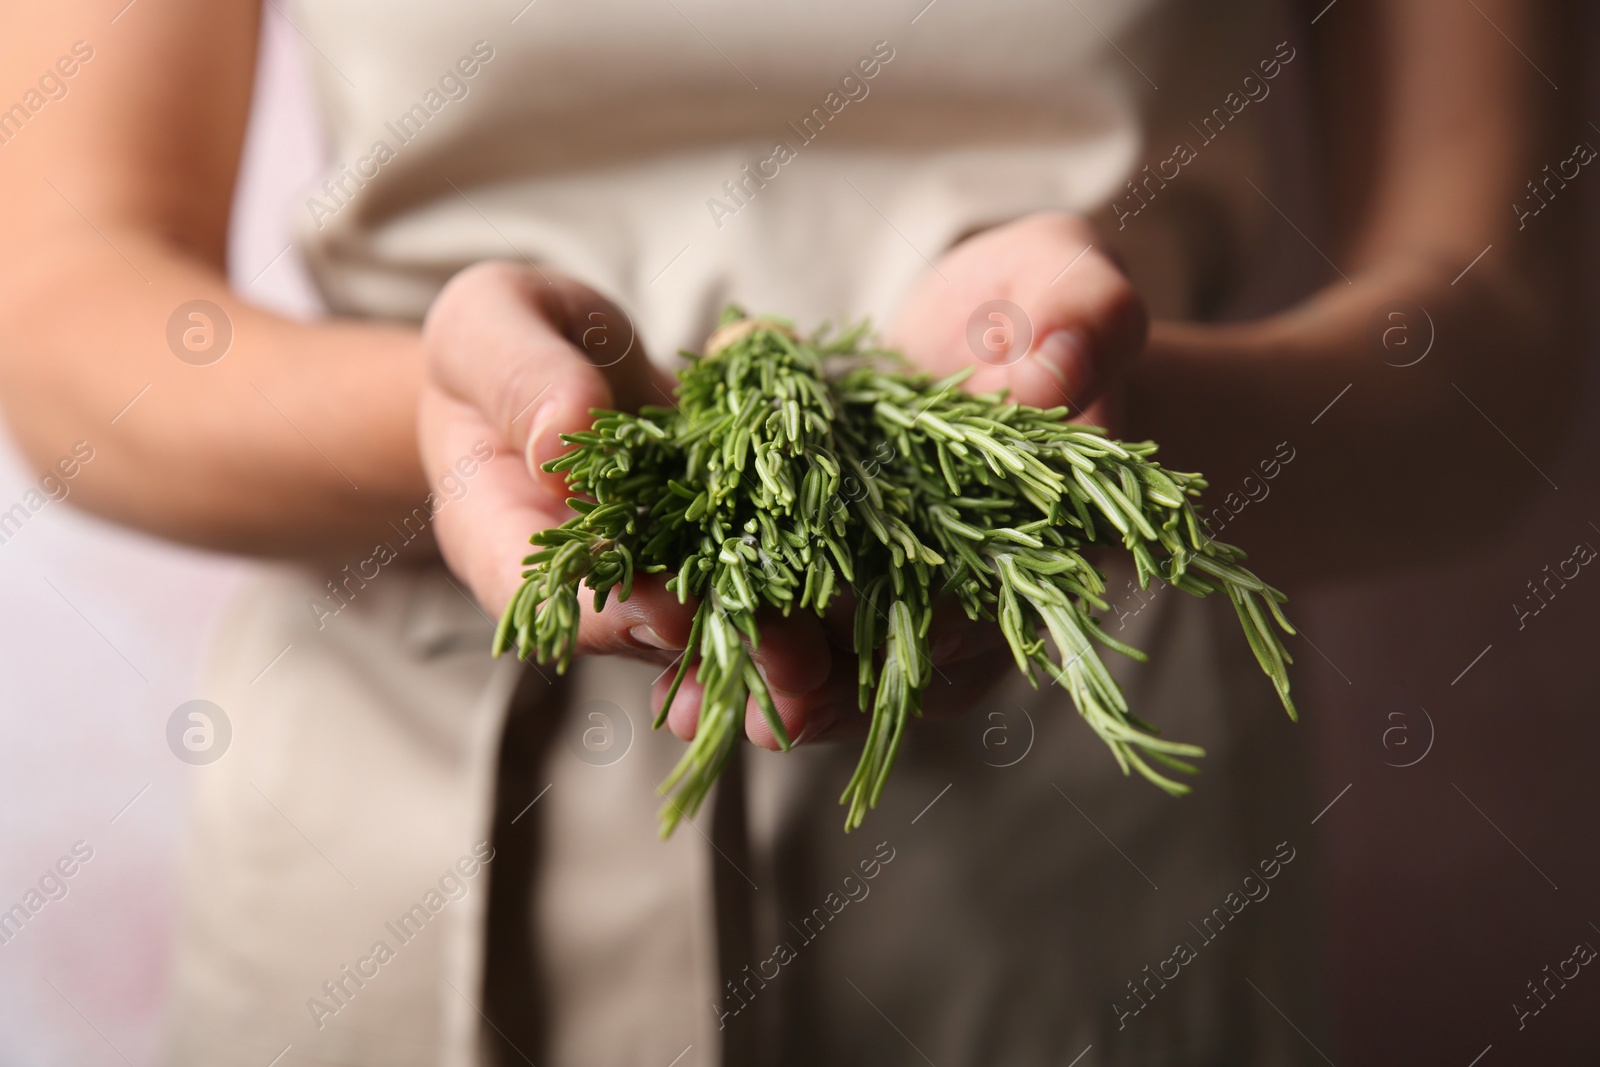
[293,0,1283,337]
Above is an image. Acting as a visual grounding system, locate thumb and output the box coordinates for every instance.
[423,262,650,500]
[891,214,1147,416]
[967,260,1147,415]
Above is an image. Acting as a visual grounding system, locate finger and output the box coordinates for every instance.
[746,606,832,699]
[657,672,705,743]
[424,382,702,640]
[745,650,858,750]
[1001,233,1146,412]
[421,262,655,499]
[890,213,1147,413]
[740,602,994,749]
[826,593,1005,666]
[420,386,557,615]
[961,245,1144,412]
[657,609,836,748]
[798,646,1015,745]
[820,589,858,648]
[574,579,698,662]
[651,668,837,747]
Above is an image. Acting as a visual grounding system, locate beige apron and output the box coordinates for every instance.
[168,2,1327,1063]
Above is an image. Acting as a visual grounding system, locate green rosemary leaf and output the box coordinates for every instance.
[494,310,1297,835]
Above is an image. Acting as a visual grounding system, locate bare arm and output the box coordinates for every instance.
[887,5,1579,586]
[1126,0,1582,579]
[0,0,427,558]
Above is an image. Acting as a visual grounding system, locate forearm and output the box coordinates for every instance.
[1124,0,1578,583]
[0,228,430,558]
[1127,251,1578,581]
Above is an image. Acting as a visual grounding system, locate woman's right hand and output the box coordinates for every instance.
[422,261,852,744]
[419,262,700,662]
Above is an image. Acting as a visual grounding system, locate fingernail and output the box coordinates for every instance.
[629,624,679,651]
[1028,329,1091,400]
[523,401,555,478]
[791,716,825,746]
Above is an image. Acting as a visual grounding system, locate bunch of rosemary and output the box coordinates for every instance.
[494,309,1296,835]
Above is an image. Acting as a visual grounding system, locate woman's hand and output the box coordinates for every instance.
[781,212,1151,743]
[889,212,1147,428]
[685,214,1152,749]
[420,262,704,653]
[419,231,1147,754]
[420,263,866,746]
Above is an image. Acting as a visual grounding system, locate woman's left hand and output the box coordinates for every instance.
[889,211,1148,430]
[727,213,1153,748]
[792,212,1152,737]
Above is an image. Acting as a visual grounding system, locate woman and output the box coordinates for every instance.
[0,0,1576,1064]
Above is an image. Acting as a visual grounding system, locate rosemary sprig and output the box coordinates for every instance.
[495,308,1296,836]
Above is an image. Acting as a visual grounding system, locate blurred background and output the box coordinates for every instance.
[1,5,1597,1064]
